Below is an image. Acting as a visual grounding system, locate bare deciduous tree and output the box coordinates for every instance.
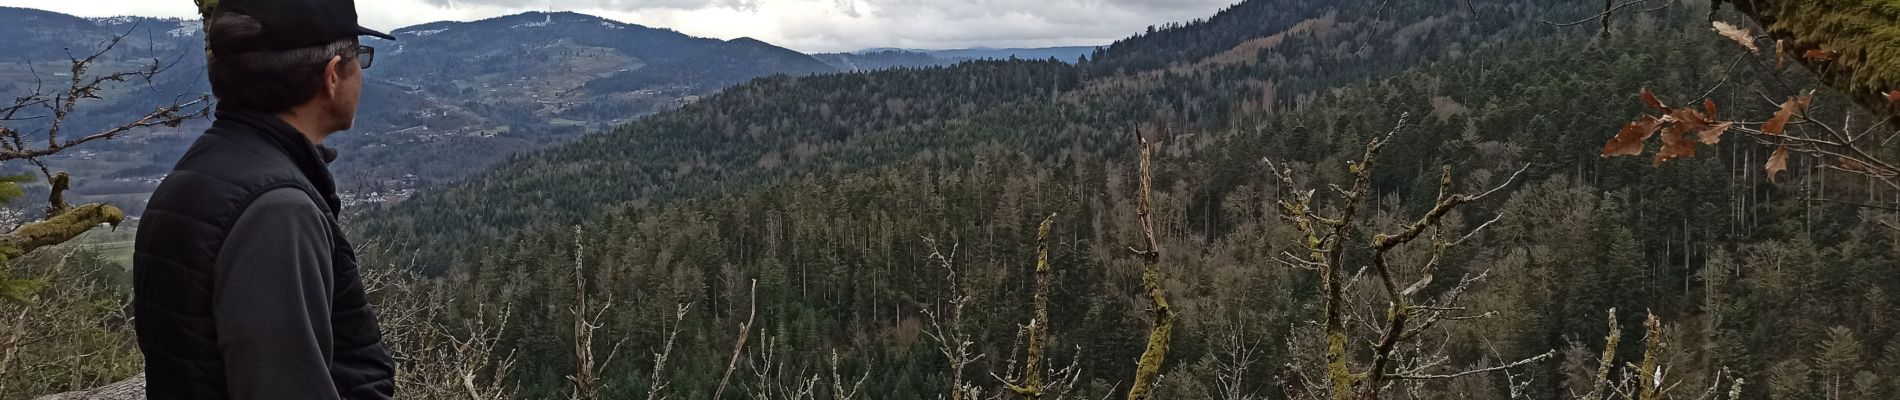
[747,336,819,400]
[566,226,629,400]
[922,239,984,400]
[2,251,137,395]
[1268,113,1547,400]
[1572,309,1742,400]
[1209,320,1265,400]
[0,27,209,290]
[362,255,518,400]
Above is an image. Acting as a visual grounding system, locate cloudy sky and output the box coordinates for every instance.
[1,0,1237,53]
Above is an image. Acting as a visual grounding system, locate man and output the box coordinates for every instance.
[132,0,397,398]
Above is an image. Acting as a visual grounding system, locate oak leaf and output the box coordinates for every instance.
[1711,21,1758,53]
[1762,95,1811,135]
[1671,108,1709,131]
[1698,122,1733,145]
[1766,145,1789,183]
[1603,115,1663,157]
[1655,124,1696,165]
[1641,88,1670,114]
[1803,49,1836,62]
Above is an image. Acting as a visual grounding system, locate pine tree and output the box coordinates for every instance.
[1813,327,1865,400]
[1768,360,1816,400]
[1880,333,1900,398]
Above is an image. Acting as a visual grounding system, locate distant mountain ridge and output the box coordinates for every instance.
[0,7,202,62]
[337,11,839,189]
[814,46,1097,71]
[0,8,838,211]
[582,36,840,94]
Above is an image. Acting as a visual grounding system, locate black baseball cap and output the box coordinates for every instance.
[210,0,395,54]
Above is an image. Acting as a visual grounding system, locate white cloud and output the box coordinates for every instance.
[0,0,1238,53]
[3,0,198,20]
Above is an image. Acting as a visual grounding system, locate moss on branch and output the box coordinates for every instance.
[0,204,123,262]
[1726,0,1900,118]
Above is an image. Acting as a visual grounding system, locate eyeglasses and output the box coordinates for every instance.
[355,45,376,70]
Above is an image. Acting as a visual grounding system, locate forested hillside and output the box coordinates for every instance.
[334,0,1900,399]
[813,47,1098,72]
[9,0,1900,398]
[362,0,1604,267]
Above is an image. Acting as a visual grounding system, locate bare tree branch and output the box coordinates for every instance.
[828,350,869,400]
[922,239,983,400]
[642,304,690,400]
[1540,0,1654,27]
[1389,351,1555,380]
[1268,113,1551,399]
[712,279,758,400]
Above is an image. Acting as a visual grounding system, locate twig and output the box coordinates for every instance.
[1453,213,1504,247]
[642,304,691,400]
[829,350,869,400]
[1390,350,1554,380]
[1540,0,1652,27]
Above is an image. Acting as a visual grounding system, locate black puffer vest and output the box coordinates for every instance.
[132,109,393,399]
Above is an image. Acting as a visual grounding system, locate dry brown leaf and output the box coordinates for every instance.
[1711,21,1758,53]
[1762,94,1812,135]
[1698,122,1733,145]
[1672,108,1709,131]
[1775,39,1787,70]
[1641,88,1670,114]
[1766,145,1789,182]
[1804,49,1836,62]
[1704,98,1718,117]
[1655,124,1697,165]
[1603,115,1663,157]
[1886,90,1900,104]
[1839,157,1870,173]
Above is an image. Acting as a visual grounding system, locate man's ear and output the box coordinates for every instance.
[323,55,343,99]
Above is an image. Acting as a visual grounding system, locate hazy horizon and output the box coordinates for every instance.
[0,0,1235,53]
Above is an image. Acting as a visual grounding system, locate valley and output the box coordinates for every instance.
[0,7,1096,218]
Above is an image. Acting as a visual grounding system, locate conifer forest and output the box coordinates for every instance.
[4,0,1900,399]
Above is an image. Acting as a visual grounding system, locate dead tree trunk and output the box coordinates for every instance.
[1125,130,1174,400]
[1006,214,1058,399]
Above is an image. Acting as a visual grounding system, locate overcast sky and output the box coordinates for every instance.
[0,0,1237,53]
